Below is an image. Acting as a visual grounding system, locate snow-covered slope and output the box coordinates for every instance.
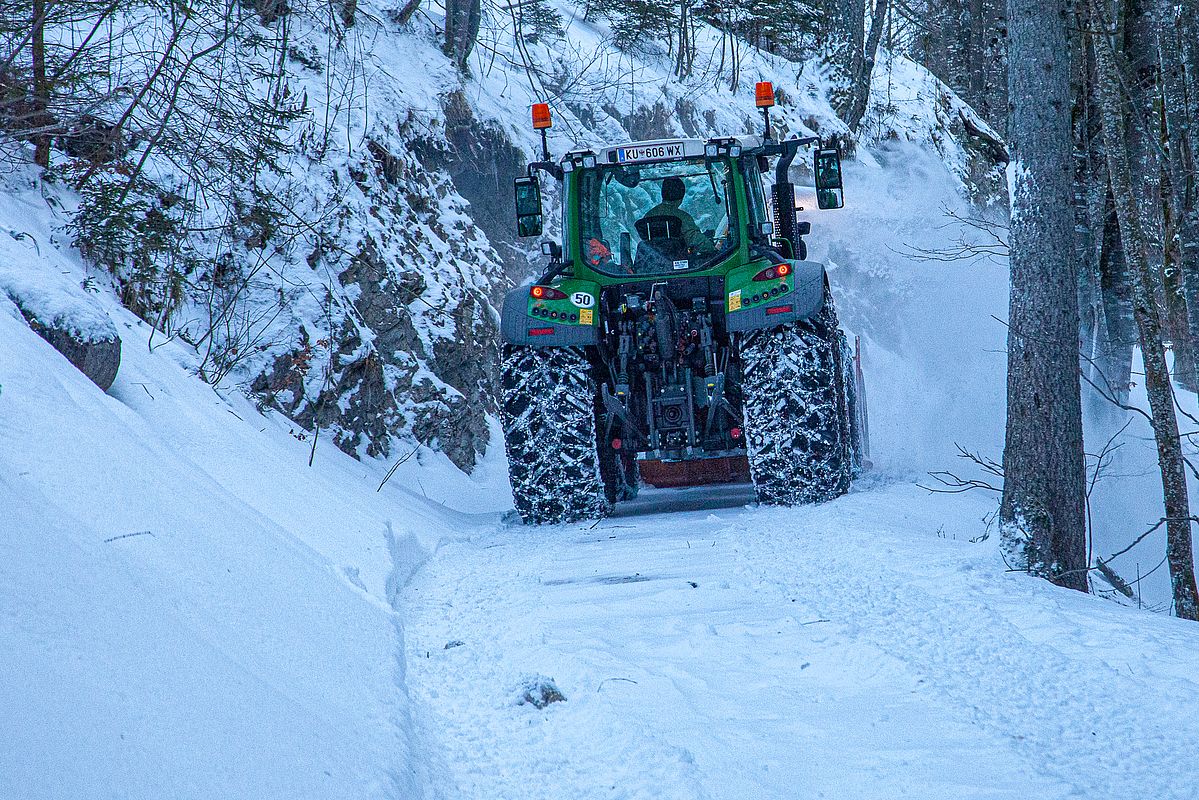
[25,0,1006,476]
[0,171,511,799]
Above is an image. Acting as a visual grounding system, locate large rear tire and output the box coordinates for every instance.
[500,344,612,525]
[740,290,852,505]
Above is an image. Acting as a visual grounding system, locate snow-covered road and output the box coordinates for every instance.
[404,480,1199,800]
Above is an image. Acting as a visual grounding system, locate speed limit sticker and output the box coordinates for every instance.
[571,292,595,308]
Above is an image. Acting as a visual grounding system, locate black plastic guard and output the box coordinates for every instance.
[500,288,599,347]
[726,260,826,333]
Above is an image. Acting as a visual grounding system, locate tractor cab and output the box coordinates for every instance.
[576,140,741,278]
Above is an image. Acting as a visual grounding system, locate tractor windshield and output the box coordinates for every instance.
[577,157,737,276]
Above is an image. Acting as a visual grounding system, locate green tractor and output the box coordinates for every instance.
[500,85,868,524]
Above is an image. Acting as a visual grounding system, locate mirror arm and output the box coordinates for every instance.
[536,258,570,285]
[757,135,820,162]
[528,161,563,182]
[774,142,797,186]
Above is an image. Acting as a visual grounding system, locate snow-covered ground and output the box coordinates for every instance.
[404,481,1199,799]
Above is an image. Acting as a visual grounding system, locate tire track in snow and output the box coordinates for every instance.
[401,484,1103,799]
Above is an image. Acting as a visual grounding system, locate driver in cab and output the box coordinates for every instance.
[640,176,713,256]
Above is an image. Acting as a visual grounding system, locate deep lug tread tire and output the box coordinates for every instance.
[740,295,852,506]
[501,344,612,525]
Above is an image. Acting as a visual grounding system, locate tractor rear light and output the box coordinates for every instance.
[765,304,793,315]
[612,438,622,450]
[530,285,567,300]
[532,103,552,130]
[755,82,775,108]
[753,263,791,281]
[730,426,742,439]
[528,327,554,336]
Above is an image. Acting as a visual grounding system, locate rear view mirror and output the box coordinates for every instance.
[514,176,543,237]
[814,148,844,210]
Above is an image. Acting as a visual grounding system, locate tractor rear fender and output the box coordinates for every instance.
[724,259,826,333]
[500,279,601,347]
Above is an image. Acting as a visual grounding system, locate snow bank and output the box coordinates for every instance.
[0,175,512,799]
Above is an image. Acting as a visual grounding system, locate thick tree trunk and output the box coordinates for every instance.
[1091,2,1199,620]
[1000,0,1088,590]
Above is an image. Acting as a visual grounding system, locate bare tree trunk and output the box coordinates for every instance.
[395,0,421,25]
[1159,0,1199,390]
[1124,0,1199,391]
[1074,22,1107,396]
[1091,1,1199,620]
[444,0,481,72]
[1098,193,1137,404]
[1000,0,1088,590]
[847,0,890,132]
[1160,142,1197,389]
[31,0,50,168]
[826,0,865,123]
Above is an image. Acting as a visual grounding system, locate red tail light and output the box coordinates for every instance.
[612,438,622,450]
[730,426,742,439]
[753,263,791,281]
[530,285,567,300]
[528,327,555,336]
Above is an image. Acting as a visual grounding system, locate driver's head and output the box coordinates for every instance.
[661,176,685,204]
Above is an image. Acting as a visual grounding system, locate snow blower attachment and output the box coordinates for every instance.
[499,88,868,524]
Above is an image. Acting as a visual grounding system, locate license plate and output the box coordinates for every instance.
[616,142,684,163]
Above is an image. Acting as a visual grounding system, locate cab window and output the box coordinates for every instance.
[578,157,737,276]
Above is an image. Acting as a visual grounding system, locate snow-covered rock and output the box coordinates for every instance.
[0,194,121,390]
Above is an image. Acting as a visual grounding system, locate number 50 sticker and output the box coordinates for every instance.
[571,292,595,308]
